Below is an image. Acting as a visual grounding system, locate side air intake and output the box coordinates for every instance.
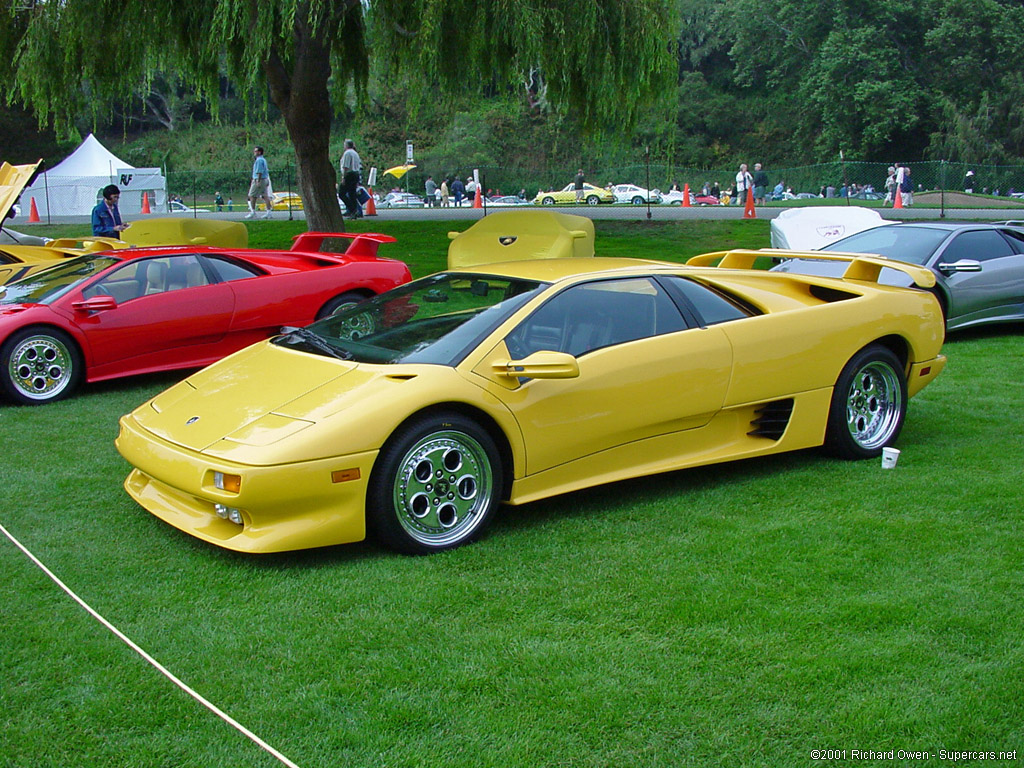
[748,399,795,440]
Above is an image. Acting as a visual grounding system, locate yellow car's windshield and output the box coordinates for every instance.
[277,273,547,366]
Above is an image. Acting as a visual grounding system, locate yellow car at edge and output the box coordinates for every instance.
[532,183,614,206]
[117,243,946,555]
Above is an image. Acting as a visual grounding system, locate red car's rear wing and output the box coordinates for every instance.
[291,232,398,259]
[685,248,936,289]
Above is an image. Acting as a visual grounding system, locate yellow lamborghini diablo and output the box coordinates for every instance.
[118,244,946,555]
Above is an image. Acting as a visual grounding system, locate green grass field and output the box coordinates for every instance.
[2,220,1022,767]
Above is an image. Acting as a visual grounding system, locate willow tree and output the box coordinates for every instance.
[1,0,672,231]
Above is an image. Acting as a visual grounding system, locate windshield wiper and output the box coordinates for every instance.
[279,326,352,361]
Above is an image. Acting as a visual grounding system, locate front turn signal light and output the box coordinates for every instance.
[213,471,242,493]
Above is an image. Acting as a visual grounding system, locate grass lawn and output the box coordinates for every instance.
[2,219,1022,767]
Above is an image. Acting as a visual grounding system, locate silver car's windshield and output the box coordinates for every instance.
[275,273,548,366]
[823,226,950,265]
[0,255,119,305]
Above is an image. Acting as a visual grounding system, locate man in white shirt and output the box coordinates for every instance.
[339,139,362,218]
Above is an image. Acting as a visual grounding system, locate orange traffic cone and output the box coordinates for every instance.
[743,187,756,219]
[28,197,40,222]
[141,192,151,214]
[364,188,377,216]
[682,183,691,207]
[473,186,483,209]
[892,188,903,209]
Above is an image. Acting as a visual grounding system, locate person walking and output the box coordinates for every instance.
[425,175,437,208]
[734,163,753,206]
[246,146,274,219]
[92,184,128,237]
[440,178,450,207]
[752,163,769,205]
[574,169,586,203]
[452,176,465,207]
[339,138,362,218]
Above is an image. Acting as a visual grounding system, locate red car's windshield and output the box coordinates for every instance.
[0,255,120,305]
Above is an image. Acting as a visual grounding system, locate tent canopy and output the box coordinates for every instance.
[23,134,167,217]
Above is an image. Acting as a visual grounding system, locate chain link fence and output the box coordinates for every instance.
[22,160,1024,219]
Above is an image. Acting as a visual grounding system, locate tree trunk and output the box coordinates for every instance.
[263,5,345,232]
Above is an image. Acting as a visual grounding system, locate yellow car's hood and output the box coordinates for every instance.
[131,341,438,465]
[134,343,368,453]
[0,160,41,220]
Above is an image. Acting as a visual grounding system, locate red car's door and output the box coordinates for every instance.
[71,254,236,377]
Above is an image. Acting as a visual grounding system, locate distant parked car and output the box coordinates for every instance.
[533,183,614,206]
[610,184,661,205]
[380,192,426,209]
[848,189,884,201]
[659,190,720,206]
[168,200,200,214]
[272,192,304,210]
[485,195,531,207]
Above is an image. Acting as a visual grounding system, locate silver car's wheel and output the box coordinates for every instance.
[1,328,83,405]
[631,196,645,205]
[370,413,502,554]
[825,345,906,459]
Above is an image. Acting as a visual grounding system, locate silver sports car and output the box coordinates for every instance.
[771,222,1024,331]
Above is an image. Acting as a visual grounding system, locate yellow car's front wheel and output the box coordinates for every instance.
[369,412,502,554]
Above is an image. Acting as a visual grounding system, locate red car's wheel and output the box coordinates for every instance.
[1,327,83,405]
[368,412,502,554]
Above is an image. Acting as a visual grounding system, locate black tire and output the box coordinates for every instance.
[824,344,907,459]
[316,291,366,320]
[631,196,645,205]
[1,327,84,405]
[541,197,556,206]
[368,412,502,554]
[586,195,600,205]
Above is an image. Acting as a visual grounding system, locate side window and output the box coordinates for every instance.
[85,254,210,302]
[940,230,1014,263]
[203,255,262,282]
[999,228,1024,254]
[507,277,688,359]
[662,276,752,326]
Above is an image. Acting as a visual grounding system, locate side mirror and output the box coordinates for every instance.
[936,259,982,275]
[72,294,118,312]
[493,350,580,380]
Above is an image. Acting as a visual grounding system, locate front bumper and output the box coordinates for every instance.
[116,413,378,553]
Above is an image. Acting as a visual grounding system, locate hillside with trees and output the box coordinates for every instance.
[4,0,1023,204]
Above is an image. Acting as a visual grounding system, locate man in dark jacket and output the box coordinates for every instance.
[91,185,127,238]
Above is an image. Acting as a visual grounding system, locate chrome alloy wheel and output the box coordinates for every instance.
[845,360,904,450]
[8,334,76,401]
[392,429,495,547]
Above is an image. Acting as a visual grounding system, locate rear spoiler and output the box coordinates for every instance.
[291,232,397,258]
[685,248,936,289]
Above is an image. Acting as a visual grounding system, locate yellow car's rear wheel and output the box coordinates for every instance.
[369,412,502,554]
[825,344,906,459]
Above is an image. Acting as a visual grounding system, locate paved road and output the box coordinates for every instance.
[22,203,1024,229]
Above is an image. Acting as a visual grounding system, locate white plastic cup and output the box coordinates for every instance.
[881,447,900,469]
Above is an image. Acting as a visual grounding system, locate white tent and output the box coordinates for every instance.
[769,206,892,250]
[23,133,166,217]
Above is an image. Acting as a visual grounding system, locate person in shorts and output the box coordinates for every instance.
[246,146,273,219]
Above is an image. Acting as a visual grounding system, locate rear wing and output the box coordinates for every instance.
[685,248,936,289]
[291,232,397,258]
